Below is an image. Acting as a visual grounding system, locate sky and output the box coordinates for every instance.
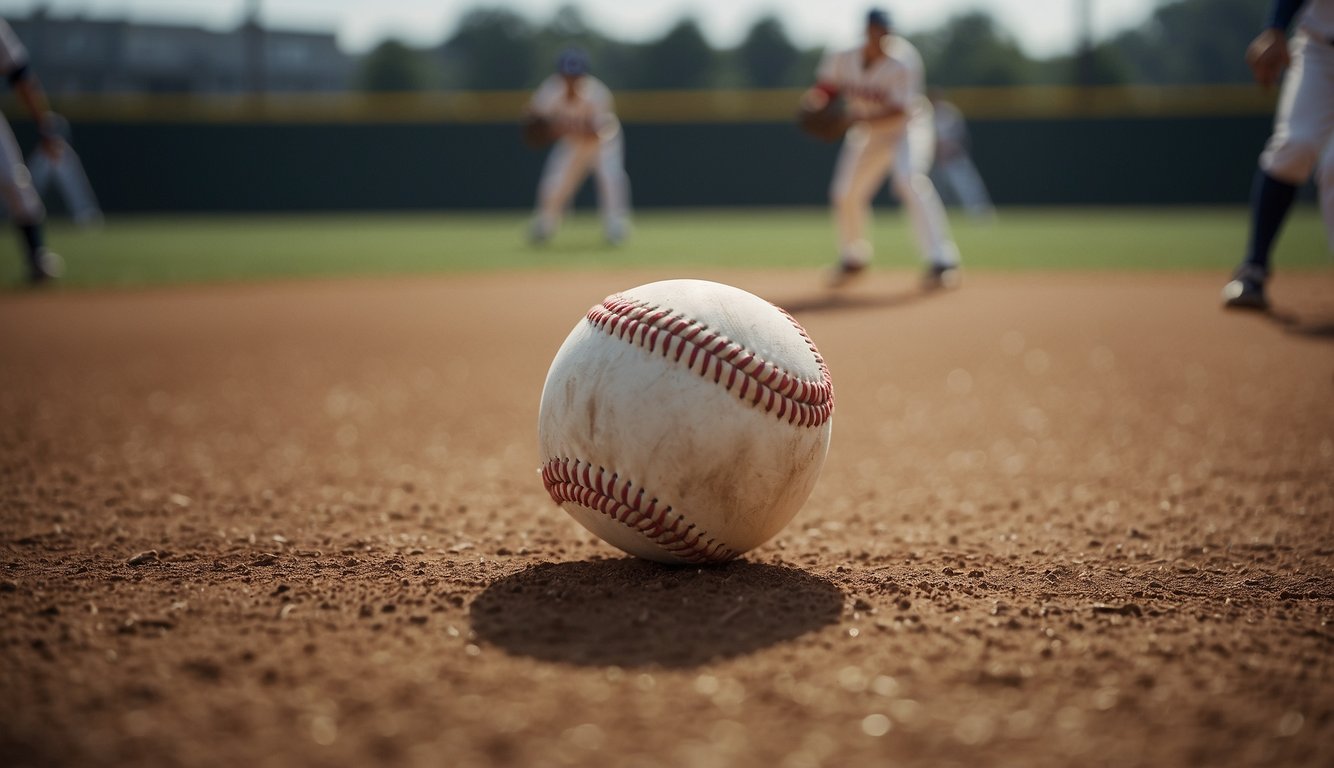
[0,0,1168,55]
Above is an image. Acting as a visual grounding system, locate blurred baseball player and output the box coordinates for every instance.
[1223,0,1334,310]
[802,8,961,289]
[527,48,631,246]
[929,89,995,220]
[0,17,62,284]
[29,113,102,228]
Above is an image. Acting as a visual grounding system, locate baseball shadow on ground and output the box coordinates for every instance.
[469,559,843,668]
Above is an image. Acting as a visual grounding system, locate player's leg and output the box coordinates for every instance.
[593,128,631,245]
[53,144,103,227]
[930,163,960,208]
[27,144,50,192]
[1318,140,1334,248]
[1310,39,1334,252]
[947,156,996,220]
[533,139,596,243]
[1227,33,1334,308]
[532,141,571,243]
[829,127,893,281]
[890,118,961,288]
[0,114,57,283]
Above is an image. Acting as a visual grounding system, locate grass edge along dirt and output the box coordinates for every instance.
[0,207,1326,290]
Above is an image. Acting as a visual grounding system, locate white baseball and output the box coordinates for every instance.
[538,279,834,565]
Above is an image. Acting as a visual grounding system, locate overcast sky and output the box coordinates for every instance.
[0,1,1175,55]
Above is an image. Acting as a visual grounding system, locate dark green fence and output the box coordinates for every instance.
[14,115,1273,212]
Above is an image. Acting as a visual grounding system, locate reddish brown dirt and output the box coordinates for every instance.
[2,270,1333,768]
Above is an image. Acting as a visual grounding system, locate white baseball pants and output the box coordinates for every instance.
[1260,31,1334,246]
[0,112,45,225]
[534,129,630,237]
[830,109,958,267]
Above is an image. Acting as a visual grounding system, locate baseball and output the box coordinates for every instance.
[538,279,834,565]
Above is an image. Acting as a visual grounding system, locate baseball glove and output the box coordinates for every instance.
[797,99,850,143]
[521,114,556,149]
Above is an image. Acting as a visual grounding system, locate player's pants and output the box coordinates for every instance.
[933,155,995,219]
[534,129,630,237]
[1260,31,1334,246]
[30,140,102,226]
[0,113,45,226]
[830,112,958,267]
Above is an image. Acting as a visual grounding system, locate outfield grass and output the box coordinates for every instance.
[0,207,1326,289]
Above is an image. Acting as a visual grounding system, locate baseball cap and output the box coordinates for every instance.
[557,47,590,76]
[866,8,892,29]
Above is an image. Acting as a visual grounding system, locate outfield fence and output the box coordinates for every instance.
[4,86,1280,213]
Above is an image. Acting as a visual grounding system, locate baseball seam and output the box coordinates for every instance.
[541,457,738,564]
[586,295,834,428]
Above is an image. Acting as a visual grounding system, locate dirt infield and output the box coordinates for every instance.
[2,270,1332,768]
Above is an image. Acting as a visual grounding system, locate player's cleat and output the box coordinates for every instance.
[826,260,868,288]
[922,262,961,291]
[1221,265,1269,311]
[828,241,871,288]
[27,248,63,285]
[604,218,630,246]
[528,219,552,246]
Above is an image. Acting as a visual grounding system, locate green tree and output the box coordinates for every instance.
[1045,43,1132,86]
[358,40,434,92]
[916,11,1034,87]
[737,16,801,88]
[634,18,715,89]
[548,4,588,38]
[793,47,824,87]
[1108,0,1259,84]
[530,4,616,87]
[441,8,536,89]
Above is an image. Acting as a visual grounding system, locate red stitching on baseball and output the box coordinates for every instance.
[541,457,738,564]
[587,294,834,428]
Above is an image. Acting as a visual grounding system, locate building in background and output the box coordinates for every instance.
[8,8,354,93]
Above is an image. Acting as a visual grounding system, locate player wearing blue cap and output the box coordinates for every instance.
[526,48,632,245]
[1224,0,1334,310]
[803,8,961,289]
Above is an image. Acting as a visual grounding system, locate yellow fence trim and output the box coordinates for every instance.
[4,85,1278,124]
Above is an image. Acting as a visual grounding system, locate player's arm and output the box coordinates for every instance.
[802,82,904,120]
[588,105,617,140]
[520,84,559,148]
[856,71,908,125]
[579,86,614,139]
[525,79,557,122]
[8,64,60,157]
[1247,0,1306,87]
[801,81,840,111]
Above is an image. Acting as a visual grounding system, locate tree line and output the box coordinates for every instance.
[360,0,1263,92]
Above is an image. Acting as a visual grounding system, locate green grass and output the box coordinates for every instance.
[1,207,1327,289]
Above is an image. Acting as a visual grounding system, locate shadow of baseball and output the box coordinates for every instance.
[469,559,843,668]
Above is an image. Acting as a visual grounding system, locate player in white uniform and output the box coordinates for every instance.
[805,8,960,289]
[929,90,995,220]
[527,48,631,246]
[1224,0,1334,309]
[0,17,62,284]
